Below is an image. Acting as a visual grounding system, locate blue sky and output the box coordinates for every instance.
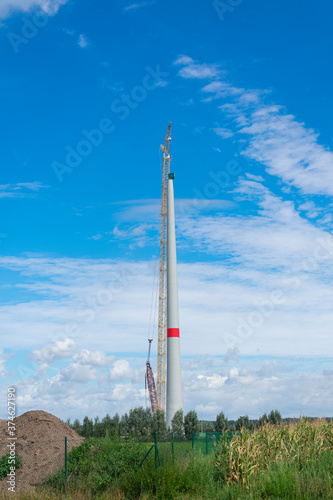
[1,0,333,421]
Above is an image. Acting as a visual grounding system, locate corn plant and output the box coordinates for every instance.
[213,418,333,486]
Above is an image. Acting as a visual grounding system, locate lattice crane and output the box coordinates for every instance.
[156,122,172,413]
[145,339,157,413]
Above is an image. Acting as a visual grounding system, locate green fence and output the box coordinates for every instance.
[0,432,234,493]
[150,432,234,466]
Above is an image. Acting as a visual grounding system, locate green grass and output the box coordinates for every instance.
[0,420,331,499]
[42,437,150,495]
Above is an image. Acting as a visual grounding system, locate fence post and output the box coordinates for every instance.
[192,432,194,451]
[154,432,158,472]
[171,432,174,461]
[64,436,68,493]
[205,432,208,455]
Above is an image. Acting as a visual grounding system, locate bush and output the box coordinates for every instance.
[0,453,22,480]
[43,437,150,495]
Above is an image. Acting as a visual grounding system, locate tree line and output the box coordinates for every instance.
[66,408,284,438]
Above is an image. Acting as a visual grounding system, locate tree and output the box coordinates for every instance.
[93,416,104,437]
[184,410,199,435]
[102,413,112,437]
[120,413,129,436]
[206,421,215,432]
[73,418,82,435]
[153,409,166,435]
[128,407,153,437]
[235,415,253,431]
[171,409,184,437]
[268,409,282,425]
[82,416,93,437]
[258,413,268,427]
[215,411,229,432]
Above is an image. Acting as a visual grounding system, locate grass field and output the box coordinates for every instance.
[0,419,332,499]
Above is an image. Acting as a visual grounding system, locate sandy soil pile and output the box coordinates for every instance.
[0,410,84,492]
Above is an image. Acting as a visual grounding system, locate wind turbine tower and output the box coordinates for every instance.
[149,123,183,429]
[165,168,183,428]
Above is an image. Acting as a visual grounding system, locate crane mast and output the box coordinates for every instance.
[145,339,157,413]
[156,122,172,413]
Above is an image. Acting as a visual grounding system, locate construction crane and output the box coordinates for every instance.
[145,339,157,413]
[156,122,172,413]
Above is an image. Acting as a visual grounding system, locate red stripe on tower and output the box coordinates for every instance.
[167,328,180,338]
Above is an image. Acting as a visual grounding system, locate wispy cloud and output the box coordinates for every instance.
[0,182,48,198]
[175,55,333,197]
[124,1,153,12]
[212,127,234,139]
[174,56,223,80]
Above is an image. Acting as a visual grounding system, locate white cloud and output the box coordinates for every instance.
[61,362,97,383]
[78,34,89,49]
[187,366,333,419]
[124,1,152,12]
[73,349,114,367]
[174,55,222,80]
[238,106,333,196]
[0,0,68,19]
[0,348,12,376]
[0,182,48,198]
[245,173,264,182]
[30,338,76,365]
[198,374,228,389]
[298,201,322,219]
[176,55,333,197]
[212,127,234,139]
[109,360,133,381]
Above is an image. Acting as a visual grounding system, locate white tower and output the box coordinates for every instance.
[166,172,183,429]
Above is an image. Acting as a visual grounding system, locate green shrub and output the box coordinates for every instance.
[43,437,150,495]
[0,453,22,480]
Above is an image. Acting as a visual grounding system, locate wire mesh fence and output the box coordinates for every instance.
[0,438,83,493]
[0,432,233,492]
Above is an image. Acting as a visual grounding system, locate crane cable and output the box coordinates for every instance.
[147,147,164,344]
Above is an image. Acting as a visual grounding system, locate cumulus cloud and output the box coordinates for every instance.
[72,349,114,367]
[109,360,134,381]
[188,367,333,419]
[30,338,76,365]
[61,362,97,383]
[0,0,68,19]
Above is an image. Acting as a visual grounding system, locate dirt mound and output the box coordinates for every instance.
[0,410,84,492]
